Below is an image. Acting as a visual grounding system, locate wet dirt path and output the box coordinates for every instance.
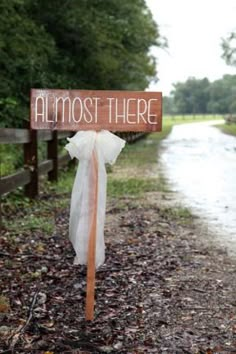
[161,120,236,255]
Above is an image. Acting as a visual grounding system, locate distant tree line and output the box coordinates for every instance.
[0,0,164,128]
[164,75,236,115]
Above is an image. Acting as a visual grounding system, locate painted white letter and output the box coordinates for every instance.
[55,97,71,123]
[107,98,115,123]
[83,97,93,123]
[137,99,148,123]
[35,96,44,123]
[115,98,126,124]
[147,99,158,124]
[72,97,83,123]
[126,98,136,124]
[93,97,100,123]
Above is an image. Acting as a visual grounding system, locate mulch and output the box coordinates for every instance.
[1,194,236,354]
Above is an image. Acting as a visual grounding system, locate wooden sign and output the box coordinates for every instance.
[30,88,163,321]
[30,89,162,131]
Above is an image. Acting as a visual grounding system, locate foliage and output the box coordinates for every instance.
[217,123,236,137]
[207,75,236,114]
[222,31,236,67]
[163,95,177,115]
[0,0,162,127]
[173,77,210,115]
[107,177,163,197]
[163,114,222,124]
[0,0,58,127]
[9,214,55,234]
[164,75,236,115]
[0,115,220,177]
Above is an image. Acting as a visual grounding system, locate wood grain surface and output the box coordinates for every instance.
[31,89,162,132]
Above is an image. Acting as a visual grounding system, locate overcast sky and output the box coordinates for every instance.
[146,0,236,95]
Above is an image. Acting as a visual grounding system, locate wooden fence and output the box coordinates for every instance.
[0,129,146,198]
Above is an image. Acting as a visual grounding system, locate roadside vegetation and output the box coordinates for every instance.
[2,114,236,353]
[164,75,236,116]
[216,123,236,136]
[0,114,223,177]
[1,114,222,234]
[0,0,163,129]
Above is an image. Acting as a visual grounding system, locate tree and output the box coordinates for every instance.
[163,96,176,115]
[172,77,210,115]
[29,0,162,89]
[0,0,164,127]
[207,75,236,114]
[166,75,236,115]
[222,32,236,67]
[0,0,58,127]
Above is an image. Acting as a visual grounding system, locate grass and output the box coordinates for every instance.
[163,114,223,126]
[216,123,236,136]
[0,140,64,177]
[0,144,23,176]
[161,206,194,223]
[106,113,222,197]
[8,214,55,234]
[54,169,76,194]
[1,168,73,233]
[107,130,171,198]
[107,177,166,198]
[1,192,56,234]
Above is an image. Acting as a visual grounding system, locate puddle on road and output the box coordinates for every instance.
[160,120,236,255]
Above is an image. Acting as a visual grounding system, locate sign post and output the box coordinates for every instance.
[85,150,98,320]
[30,89,162,320]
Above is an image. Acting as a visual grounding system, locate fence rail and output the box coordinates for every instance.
[0,129,146,198]
[0,128,73,198]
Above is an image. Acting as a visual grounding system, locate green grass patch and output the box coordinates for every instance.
[107,177,168,198]
[1,172,72,232]
[0,144,23,176]
[0,141,50,177]
[107,126,172,198]
[1,190,56,234]
[161,206,194,224]
[116,125,172,171]
[8,214,55,234]
[216,123,236,136]
[163,114,223,126]
[45,167,76,195]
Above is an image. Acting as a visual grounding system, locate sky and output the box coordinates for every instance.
[146,0,236,95]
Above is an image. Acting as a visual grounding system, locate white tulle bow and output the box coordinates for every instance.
[65,130,126,268]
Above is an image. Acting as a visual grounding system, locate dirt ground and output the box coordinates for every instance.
[1,187,236,354]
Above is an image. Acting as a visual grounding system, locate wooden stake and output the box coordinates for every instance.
[85,150,98,321]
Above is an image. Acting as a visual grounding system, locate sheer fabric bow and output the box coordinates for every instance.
[65,130,125,268]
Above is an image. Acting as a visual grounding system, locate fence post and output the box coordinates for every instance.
[0,196,2,232]
[47,130,58,182]
[24,129,38,198]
